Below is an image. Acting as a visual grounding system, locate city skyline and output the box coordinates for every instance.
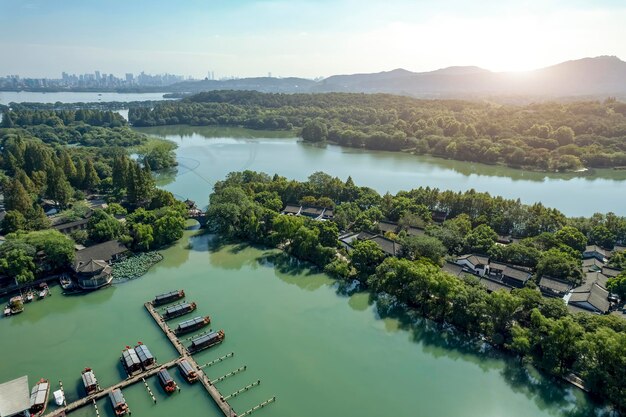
[1,0,625,79]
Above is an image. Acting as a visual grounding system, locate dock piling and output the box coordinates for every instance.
[238,397,276,417]
[199,352,235,369]
[141,377,157,403]
[91,399,100,417]
[211,366,247,385]
[223,380,261,401]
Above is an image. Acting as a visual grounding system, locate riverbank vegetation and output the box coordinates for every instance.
[0,110,185,284]
[206,170,626,412]
[129,90,626,171]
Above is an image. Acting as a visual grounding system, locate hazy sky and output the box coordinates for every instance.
[1,0,625,79]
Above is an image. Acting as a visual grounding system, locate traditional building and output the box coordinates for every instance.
[455,254,490,276]
[73,240,128,290]
[0,375,30,417]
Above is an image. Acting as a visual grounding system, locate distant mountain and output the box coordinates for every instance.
[168,56,626,99]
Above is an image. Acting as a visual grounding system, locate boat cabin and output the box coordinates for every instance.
[121,348,142,376]
[175,316,211,335]
[81,369,98,395]
[164,302,196,320]
[189,330,225,353]
[157,369,177,394]
[153,290,185,306]
[29,379,49,416]
[109,389,128,416]
[177,360,198,383]
[134,344,155,369]
[9,296,24,314]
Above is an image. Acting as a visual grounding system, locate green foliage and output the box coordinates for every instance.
[400,235,447,264]
[554,225,587,251]
[129,91,626,171]
[301,118,328,142]
[350,240,386,278]
[1,210,26,234]
[139,140,177,170]
[536,248,583,283]
[607,272,626,299]
[87,209,124,243]
[464,224,497,254]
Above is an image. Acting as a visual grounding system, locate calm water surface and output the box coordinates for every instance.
[139,125,626,217]
[0,234,600,417]
[0,125,617,417]
[0,91,169,105]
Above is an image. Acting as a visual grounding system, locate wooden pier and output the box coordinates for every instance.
[44,358,180,417]
[44,301,273,417]
[143,302,237,416]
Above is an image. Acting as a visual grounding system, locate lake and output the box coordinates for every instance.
[0,91,170,105]
[138,125,626,217]
[0,125,618,417]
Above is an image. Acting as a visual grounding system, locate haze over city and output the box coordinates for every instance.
[1,0,625,78]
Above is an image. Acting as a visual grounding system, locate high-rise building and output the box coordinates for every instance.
[95,70,101,81]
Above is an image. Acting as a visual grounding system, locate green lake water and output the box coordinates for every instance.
[137,125,626,217]
[0,125,619,417]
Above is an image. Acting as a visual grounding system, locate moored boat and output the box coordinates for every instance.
[152,289,185,306]
[134,343,156,370]
[59,275,74,290]
[3,306,11,317]
[29,378,50,417]
[177,359,198,383]
[109,388,128,416]
[163,302,196,320]
[9,296,24,314]
[157,368,177,394]
[25,291,35,303]
[38,283,49,299]
[121,347,142,377]
[174,316,211,335]
[188,330,225,353]
[53,389,65,406]
[82,367,99,395]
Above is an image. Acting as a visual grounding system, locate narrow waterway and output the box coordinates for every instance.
[137,125,626,217]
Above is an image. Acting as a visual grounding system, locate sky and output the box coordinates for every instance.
[1,0,625,79]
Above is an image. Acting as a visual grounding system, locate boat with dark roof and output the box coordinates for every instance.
[109,388,128,416]
[174,316,211,335]
[29,378,50,417]
[134,343,156,370]
[152,289,185,306]
[177,359,198,383]
[121,347,142,377]
[157,368,177,394]
[188,330,225,353]
[163,302,197,320]
[81,368,99,395]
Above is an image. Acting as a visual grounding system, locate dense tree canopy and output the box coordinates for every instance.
[129,91,626,171]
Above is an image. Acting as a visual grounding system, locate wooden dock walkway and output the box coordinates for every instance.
[44,359,179,417]
[143,302,237,417]
[44,301,264,417]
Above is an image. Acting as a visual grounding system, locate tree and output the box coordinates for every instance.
[607,272,626,299]
[1,211,26,234]
[536,248,582,283]
[131,223,154,251]
[3,179,32,213]
[87,210,123,242]
[20,230,75,271]
[153,209,185,247]
[45,167,73,208]
[400,235,446,264]
[112,155,128,193]
[1,111,14,128]
[589,225,616,249]
[464,224,497,254]
[509,325,531,363]
[552,126,575,146]
[0,247,35,283]
[83,159,101,190]
[554,226,587,251]
[350,239,386,278]
[301,119,328,142]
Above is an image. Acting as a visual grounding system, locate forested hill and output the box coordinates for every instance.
[128,90,626,172]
